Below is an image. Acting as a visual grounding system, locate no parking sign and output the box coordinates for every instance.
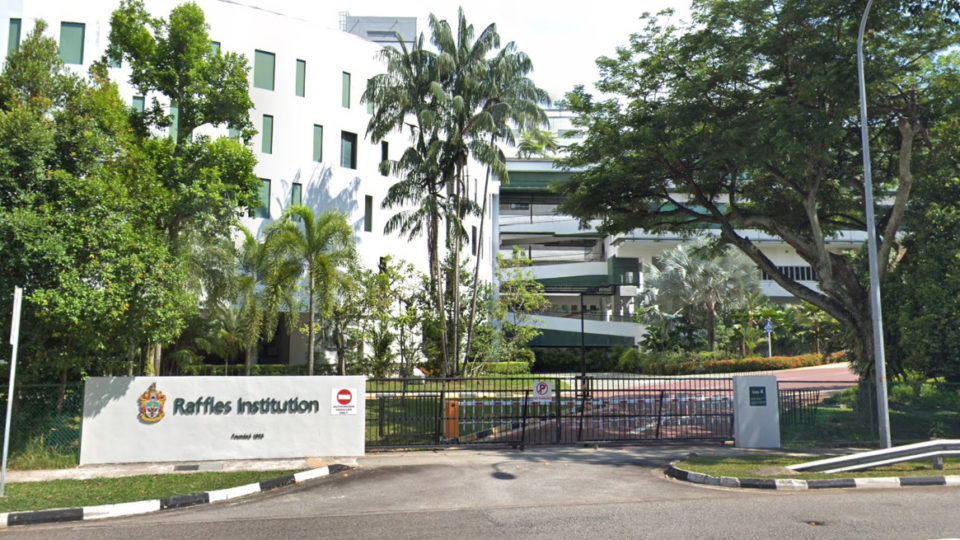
[532,381,553,403]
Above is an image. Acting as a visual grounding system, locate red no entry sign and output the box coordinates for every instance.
[331,387,358,415]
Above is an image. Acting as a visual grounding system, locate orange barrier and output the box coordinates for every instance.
[444,400,460,438]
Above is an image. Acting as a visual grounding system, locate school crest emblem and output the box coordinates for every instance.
[138,383,166,423]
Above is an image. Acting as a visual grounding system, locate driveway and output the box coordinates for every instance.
[8,445,960,539]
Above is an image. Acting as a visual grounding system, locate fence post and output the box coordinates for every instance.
[655,389,665,440]
[555,378,562,444]
[436,387,445,445]
[378,397,386,438]
[520,390,529,451]
[577,376,587,442]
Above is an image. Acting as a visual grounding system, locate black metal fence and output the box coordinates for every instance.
[0,383,84,459]
[778,387,821,426]
[365,376,735,448]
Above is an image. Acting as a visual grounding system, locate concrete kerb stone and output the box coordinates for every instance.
[666,461,959,492]
[0,463,353,529]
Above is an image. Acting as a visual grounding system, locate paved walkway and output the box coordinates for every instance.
[4,457,354,483]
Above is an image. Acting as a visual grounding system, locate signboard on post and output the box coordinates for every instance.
[532,381,553,403]
[733,376,780,449]
[80,376,365,465]
[331,387,357,415]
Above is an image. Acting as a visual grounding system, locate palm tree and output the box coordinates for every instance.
[264,206,355,375]
[462,44,550,374]
[364,9,548,376]
[642,237,759,351]
[365,30,453,371]
[235,227,299,374]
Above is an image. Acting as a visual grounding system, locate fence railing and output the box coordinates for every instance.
[0,383,84,460]
[365,376,735,448]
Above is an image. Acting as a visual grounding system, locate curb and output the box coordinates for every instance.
[0,463,352,528]
[665,462,960,491]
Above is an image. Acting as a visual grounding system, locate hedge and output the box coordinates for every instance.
[479,362,532,375]
[615,350,846,375]
[178,364,320,376]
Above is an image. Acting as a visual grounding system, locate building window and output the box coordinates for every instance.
[169,103,179,140]
[313,124,323,162]
[59,22,85,65]
[295,59,306,97]
[340,131,357,169]
[364,195,373,232]
[211,41,220,55]
[254,50,275,90]
[132,96,145,112]
[471,226,478,256]
[380,141,389,163]
[254,179,270,218]
[7,18,21,54]
[291,182,302,207]
[759,265,819,282]
[261,114,273,154]
[228,126,241,141]
[341,72,351,108]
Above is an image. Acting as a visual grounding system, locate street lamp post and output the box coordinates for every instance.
[857,0,892,448]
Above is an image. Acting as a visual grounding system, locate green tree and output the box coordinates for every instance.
[558,0,960,375]
[886,126,960,380]
[235,227,299,375]
[516,128,559,159]
[640,238,759,351]
[105,0,259,373]
[0,21,188,382]
[265,206,356,375]
[476,248,549,366]
[364,9,548,375]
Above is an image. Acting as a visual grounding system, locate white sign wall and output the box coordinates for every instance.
[80,376,366,465]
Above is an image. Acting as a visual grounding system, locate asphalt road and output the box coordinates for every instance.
[7,446,960,540]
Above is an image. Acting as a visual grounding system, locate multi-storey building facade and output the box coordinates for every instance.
[1,1,499,365]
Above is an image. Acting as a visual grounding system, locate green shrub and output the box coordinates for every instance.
[917,384,960,410]
[610,350,846,375]
[480,362,532,375]
[828,386,858,408]
[531,347,619,373]
[888,384,917,405]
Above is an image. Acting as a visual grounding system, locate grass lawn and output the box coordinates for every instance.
[781,405,960,448]
[675,454,960,481]
[0,470,298,513]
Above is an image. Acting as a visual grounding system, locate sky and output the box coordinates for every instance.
[267,0,693,101]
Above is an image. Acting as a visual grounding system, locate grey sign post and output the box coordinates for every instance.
[764,320,773,357]
[1,286,23,497]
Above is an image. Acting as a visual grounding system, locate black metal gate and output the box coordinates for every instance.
[365,376,734,448]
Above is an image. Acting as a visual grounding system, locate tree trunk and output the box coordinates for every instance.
[430,207,450,376]
[308,273,316,376]
[55,367,68,416]
[464,163,492,374]
[244,346,254,376]
[146,343,162,376]
[450,163,464,376]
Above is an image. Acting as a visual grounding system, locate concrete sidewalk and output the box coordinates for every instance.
[4,456,356,483]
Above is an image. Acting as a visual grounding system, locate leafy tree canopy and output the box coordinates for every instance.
[558,0,960,374]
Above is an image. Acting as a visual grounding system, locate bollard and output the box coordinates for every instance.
[444,400,460,439]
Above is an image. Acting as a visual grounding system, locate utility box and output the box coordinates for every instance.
[733,376,780,448]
